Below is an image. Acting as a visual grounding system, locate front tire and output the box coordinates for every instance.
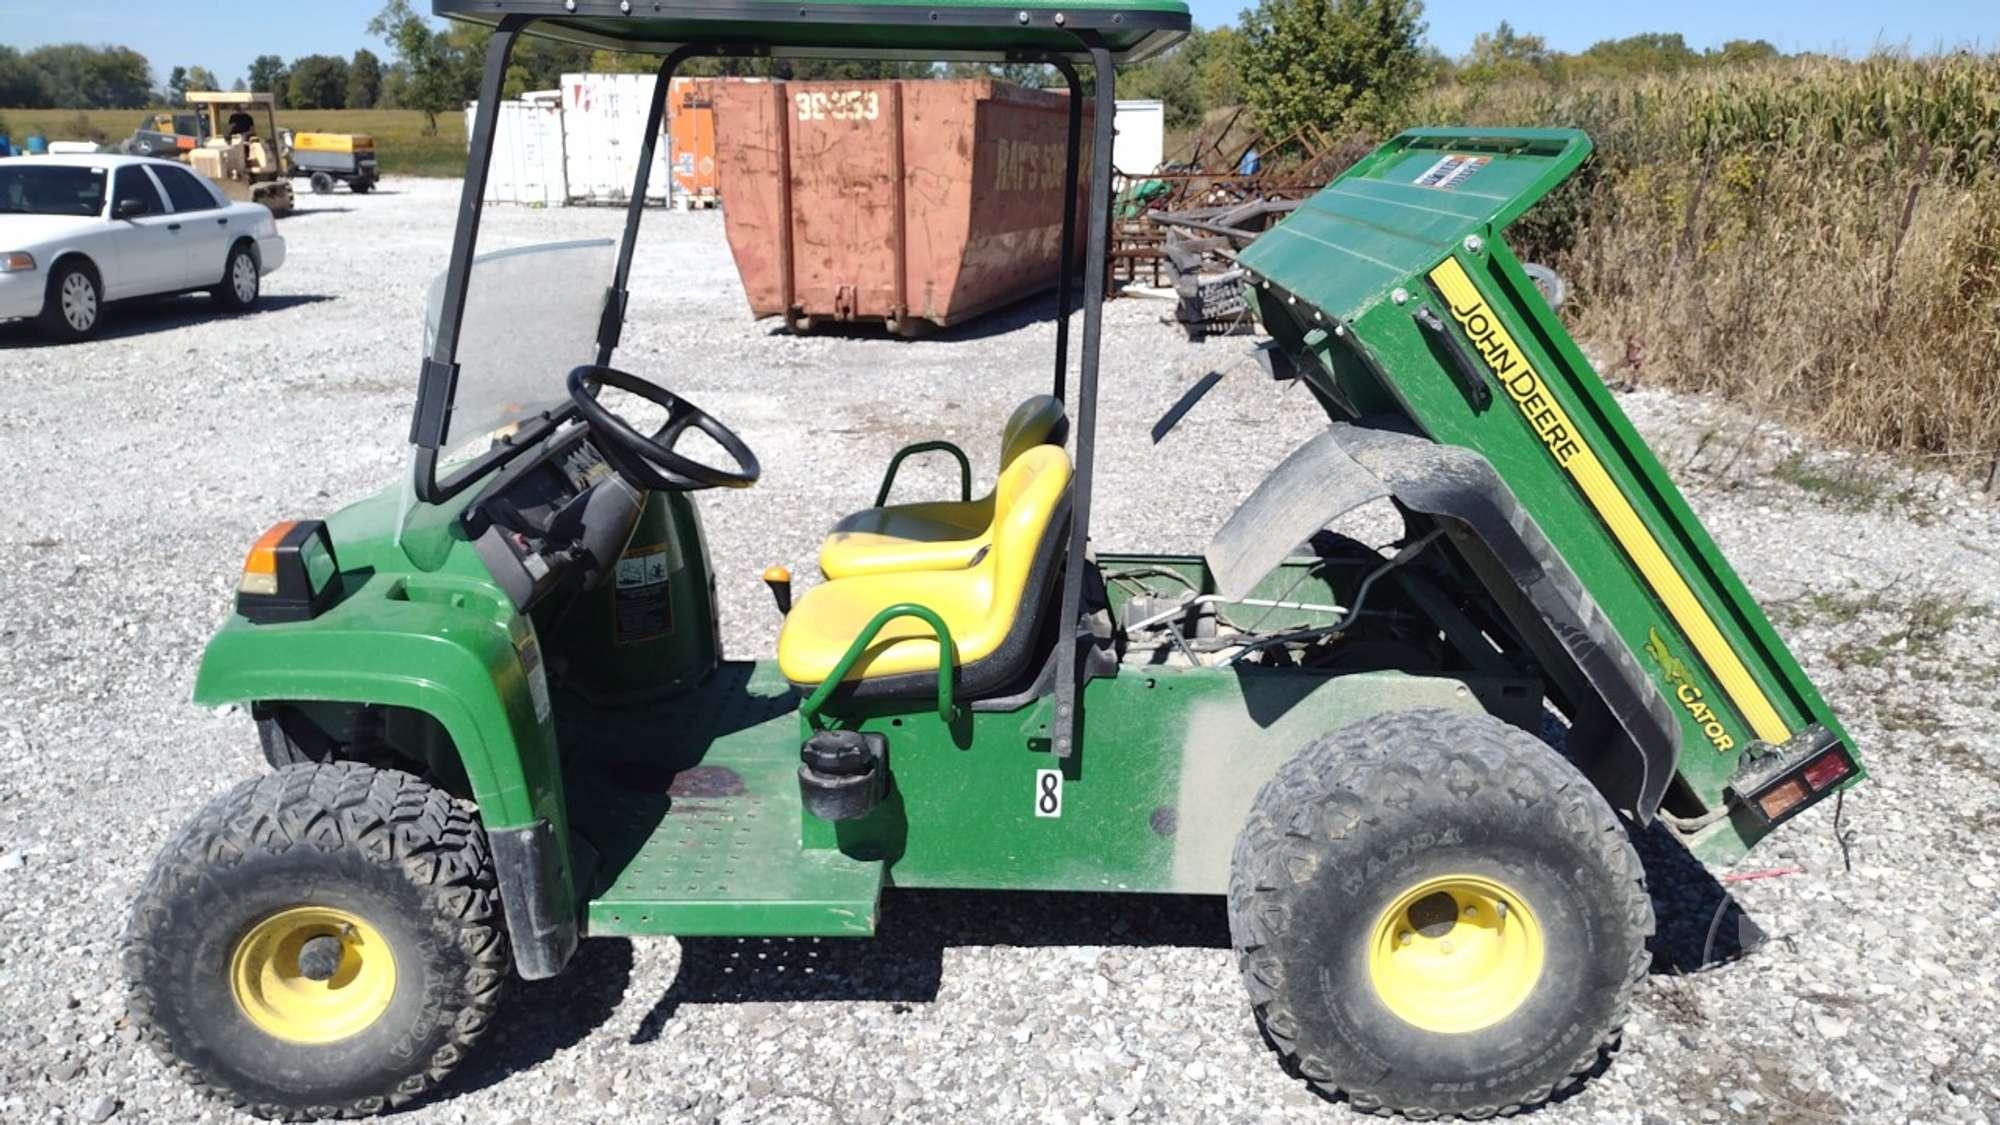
[309,171,336,194]
[214,242,260,311]
[39,259,101,340]
[124,763,509,1118]
[1228,709,1652,1118]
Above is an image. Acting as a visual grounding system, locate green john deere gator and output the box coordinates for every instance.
[122,1,1861,1118]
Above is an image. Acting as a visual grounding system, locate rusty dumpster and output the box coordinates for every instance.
[713,78,1091,334]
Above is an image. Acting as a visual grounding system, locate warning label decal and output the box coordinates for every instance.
[1413,153,1491,190]
[613,543,674,643]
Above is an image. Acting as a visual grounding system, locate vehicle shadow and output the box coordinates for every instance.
[626,887,1229,1044]
[1631,818,1767,973]
[0,292,337,347]
[443,936,639,1100]
[283,206,357,218]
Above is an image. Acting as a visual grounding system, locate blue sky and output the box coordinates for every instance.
[0,0,1990,92]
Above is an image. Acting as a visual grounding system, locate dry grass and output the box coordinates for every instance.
[1412,54,2000,471]
[0,106,468,177]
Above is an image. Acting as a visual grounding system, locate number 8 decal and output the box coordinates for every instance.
[1034,768,1062,818]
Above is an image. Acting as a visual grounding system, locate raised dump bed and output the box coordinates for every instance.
[713,78,1089,334]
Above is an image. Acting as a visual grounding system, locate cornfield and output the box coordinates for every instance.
[1410,53,2000,471]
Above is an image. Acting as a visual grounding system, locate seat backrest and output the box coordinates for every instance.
[987,445,1072,607]
[998,394,1068,469]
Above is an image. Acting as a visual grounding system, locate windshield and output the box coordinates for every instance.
[0,164,107,217]
[398,238,617,561]
[421,237,617,459]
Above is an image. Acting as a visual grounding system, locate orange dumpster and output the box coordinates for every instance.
[713,78,1091,334]
[668,77,720,208]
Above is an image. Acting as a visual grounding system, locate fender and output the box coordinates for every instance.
[1207,422,1680,819]
[193,572,578,977]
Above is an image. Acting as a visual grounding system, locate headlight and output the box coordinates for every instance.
[0,252,35,272]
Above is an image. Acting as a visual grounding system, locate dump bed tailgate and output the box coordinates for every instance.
[1240,128,1858,861]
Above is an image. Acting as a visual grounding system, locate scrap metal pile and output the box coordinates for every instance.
[1112,113,1366,340]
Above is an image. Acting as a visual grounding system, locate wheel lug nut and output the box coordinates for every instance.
[1398,931,1413,946]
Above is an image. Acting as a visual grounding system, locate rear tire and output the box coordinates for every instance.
[124,763,509,1118]
[1228,708,1652,1118]
[350,177,375,194]
[309,171,336,194]
[213,242,260,311]
[38,259,101,340]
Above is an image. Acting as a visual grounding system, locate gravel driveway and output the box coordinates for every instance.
[1,177,1996,1124]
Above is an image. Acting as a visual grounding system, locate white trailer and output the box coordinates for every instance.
[466,90,567,206]
[559,72,671,206]
[1112,99,1165,178]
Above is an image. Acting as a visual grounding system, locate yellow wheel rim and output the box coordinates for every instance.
[1367,874,1544,1034]
[229,906,397,1044]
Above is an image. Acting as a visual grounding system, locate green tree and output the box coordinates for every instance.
[1239,0,1429,138]
[369,0,461,132]
[1572,32,1698,77]
[25,44,153,108]
[0,46,44,107]
[1121,28,1247,130]
[1459,21,1554,85]
[186,65,220,93]
[246,54,289,100]
[1713,39,1781,67]
[347,48,384,107]
[166,65,190,103]
[288,53,351,108]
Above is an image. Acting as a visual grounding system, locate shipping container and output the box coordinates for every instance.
[1113,99,1165,178]
[560,72,671,206]
[668,77,720,209]
[466,91,566,206]
[714,78,1092,334]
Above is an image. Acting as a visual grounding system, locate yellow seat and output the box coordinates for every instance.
[818,394,1066,580]
[780,445,1071,687]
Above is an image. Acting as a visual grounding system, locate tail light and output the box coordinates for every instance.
[237,520,343,624]
[1726,724,1857,828]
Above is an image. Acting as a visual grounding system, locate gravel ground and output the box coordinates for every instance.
[2,177,1998,1124]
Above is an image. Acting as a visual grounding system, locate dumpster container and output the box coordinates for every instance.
[668,77,720,209]
[714,78,1091,334]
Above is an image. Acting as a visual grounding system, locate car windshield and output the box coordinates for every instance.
[420,238,618,458]
[0,164,107,216]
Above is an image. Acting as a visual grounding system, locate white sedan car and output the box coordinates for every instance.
[0,153,286,340]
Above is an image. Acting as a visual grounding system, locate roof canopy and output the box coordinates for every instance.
[433,0,1189,63]
[186,91,277,105]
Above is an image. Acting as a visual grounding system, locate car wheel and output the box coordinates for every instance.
[351,178,375,194]
[309,171,336,195]
[214,243,260,311]
[39,260,102,341]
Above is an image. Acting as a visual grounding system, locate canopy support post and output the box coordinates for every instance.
[1050,40,1115,760]
[412,17,528,502]
[1049,57,1084,403]
[598,45,709,364]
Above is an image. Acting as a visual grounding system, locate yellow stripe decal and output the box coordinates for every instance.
[1427,256,1790,745]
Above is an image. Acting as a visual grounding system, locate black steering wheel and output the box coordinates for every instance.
[567,364,761,491]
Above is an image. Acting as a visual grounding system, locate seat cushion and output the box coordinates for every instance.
[819,498,994,579]
[781,446,1071,687]
[778,568,1003,684]
[815,395,1069,581]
